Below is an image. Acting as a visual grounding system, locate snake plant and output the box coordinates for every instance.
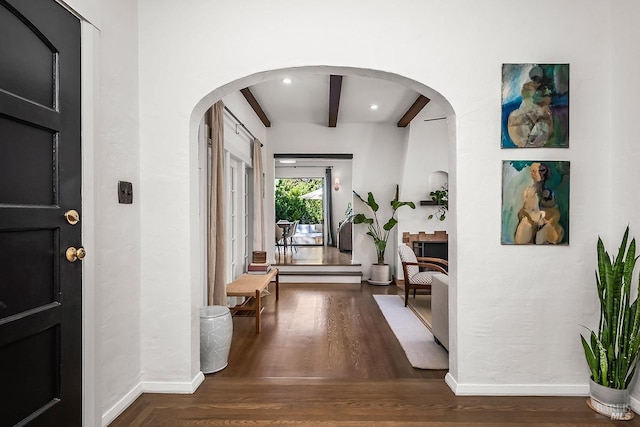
[353,185,415,265]
[580,226,640,389]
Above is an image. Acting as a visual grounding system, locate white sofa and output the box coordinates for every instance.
[431,273,449,351]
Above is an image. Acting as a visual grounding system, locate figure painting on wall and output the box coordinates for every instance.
[501,64,569,148]
[501,160,570,245]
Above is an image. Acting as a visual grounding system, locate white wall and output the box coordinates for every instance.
[610,0,640,407]
[396,102,451,278]
[222,90,269,152]
[131,0,638,408]
[610,1,640,234]
[92,0,142,422]
[330,163,354,228]
[400,103,450,233]
[448,0,609,389]
[267,123,406,274]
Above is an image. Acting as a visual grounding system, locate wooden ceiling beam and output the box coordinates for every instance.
[240,87,271,128]
[328,75,343,127]
[397,95,431,127]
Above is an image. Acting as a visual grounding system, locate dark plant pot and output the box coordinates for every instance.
[588,379,634,420]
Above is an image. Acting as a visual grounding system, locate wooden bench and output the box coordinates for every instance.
[226,268,279,333]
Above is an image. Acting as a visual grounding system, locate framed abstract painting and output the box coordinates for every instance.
[501,160,570,245]
[501,64,569,148]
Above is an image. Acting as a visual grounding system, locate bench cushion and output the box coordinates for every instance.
[227,269,278,296]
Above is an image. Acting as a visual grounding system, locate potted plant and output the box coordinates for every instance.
[427,183,448,221]
[353,185,415,284]
[580,226,640,420]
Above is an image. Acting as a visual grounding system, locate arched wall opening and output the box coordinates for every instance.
[187,65,459,382]
[128,1,624,407]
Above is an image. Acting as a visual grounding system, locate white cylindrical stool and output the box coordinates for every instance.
[200,306,233,373]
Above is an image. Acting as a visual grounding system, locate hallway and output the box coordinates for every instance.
[110,283,636,426]
[216,283,440,380]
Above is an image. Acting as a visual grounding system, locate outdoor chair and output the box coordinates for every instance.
[284,220,299,252]
[275,224,285,256]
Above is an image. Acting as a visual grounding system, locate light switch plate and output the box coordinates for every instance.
[118,181,133,204]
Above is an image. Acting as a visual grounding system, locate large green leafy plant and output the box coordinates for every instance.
[581,226,640,389]
[353,185,415,265]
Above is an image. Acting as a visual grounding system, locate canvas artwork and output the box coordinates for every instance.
[501,64,569,148]
[501,160,570,245]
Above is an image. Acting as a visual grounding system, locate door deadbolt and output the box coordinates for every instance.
[66,247,86,262]
[64,209,80,225]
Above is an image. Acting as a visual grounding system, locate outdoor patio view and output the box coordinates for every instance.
[275,178,324,246]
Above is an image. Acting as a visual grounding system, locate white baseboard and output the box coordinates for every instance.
[101,372,205,426]
[279,275,361,283]
[102,382,143,427]
[445,373,589,396]
[631,395,640,414]
[444,372,457,393]
[142,371,205,394]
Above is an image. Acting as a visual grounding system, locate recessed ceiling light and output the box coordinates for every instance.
[369,104,379,110]
[279,159,296,164]
[282,78,292,84]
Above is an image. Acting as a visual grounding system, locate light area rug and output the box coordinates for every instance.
[407,294,431,329]
[373,294,448,370]
[396,284,432,328]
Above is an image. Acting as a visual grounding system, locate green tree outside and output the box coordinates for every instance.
[275,178,323,224]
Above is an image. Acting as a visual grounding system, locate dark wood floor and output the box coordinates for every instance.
[111,283,639,426]
[274,245,353,266]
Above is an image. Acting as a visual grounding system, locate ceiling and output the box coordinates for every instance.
[239,73,431,128]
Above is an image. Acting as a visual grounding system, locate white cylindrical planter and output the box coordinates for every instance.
[200,306,233,374]
[369,264,391,285]
[588,379,633,420]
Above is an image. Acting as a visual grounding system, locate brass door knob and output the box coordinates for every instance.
[64,209,80,225]
[66,246,86,262]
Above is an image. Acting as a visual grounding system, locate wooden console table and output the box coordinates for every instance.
[226,268,279,333]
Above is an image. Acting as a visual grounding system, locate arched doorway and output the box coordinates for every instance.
[189,65,457,382]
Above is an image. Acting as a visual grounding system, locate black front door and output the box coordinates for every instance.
[0,0,82,425]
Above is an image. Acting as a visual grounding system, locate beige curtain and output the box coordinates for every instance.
[252,139,265,251]
[208,101,227,306]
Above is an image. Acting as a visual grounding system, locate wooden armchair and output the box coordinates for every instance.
[398,244,448,306]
